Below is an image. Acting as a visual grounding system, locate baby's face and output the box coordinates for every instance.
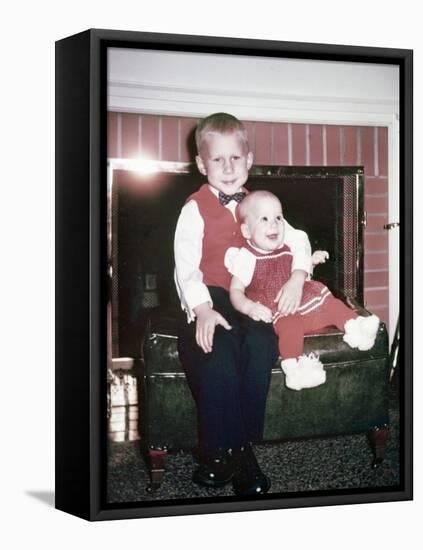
[196,131,253,195]
[242,196,285,251]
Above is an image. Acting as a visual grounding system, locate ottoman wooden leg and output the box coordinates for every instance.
[368,425,390,469]
[146,448,168,491]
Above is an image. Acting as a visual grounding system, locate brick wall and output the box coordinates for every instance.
[108,112,389,329]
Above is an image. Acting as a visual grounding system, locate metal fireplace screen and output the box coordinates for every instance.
[109,164,364,359]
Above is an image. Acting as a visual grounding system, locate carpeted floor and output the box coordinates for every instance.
[107,378,401,504]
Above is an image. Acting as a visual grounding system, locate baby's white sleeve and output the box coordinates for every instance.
[224,247,256,287]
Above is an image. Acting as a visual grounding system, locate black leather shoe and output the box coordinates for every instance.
[192,450,234,488]
[232,444,271,496]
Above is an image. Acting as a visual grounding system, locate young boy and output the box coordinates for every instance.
[174,113,312,496]
[226,190,380,391]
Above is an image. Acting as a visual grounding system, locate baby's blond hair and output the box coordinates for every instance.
[238,190,282,223]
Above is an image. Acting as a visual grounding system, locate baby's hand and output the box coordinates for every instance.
[248,302,273,323]
[274,274,304,316]
[312,250,329,266]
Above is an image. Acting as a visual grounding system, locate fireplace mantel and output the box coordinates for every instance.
[108,48,399,127]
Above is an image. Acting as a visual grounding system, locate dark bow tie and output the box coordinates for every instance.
[218,191,246,206]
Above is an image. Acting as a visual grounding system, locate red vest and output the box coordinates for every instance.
[187,184,244,290]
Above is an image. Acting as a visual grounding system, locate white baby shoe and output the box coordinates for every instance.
[281,358,300,389]
[281,353,326,391]
[358,315,380,350]
[343,314,380,351]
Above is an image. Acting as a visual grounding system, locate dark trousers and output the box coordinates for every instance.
[178,287,278,454]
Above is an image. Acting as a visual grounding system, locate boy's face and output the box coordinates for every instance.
[241,196,285,251]
[196,131,253,195]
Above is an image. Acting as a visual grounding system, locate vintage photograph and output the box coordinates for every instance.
[105,45,402,505]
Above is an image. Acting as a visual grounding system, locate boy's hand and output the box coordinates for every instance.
[312,250,329,266]
[194,303,232,354]
[247,302,273,323]
[274,270,306,316]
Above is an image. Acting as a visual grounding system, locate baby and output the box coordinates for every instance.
[226,190,380,391]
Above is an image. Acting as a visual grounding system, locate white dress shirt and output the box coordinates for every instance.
[174,185,312,322]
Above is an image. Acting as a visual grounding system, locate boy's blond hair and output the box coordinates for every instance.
[195,112,249,155]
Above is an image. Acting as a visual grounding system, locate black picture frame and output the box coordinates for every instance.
[55,28,413,521]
